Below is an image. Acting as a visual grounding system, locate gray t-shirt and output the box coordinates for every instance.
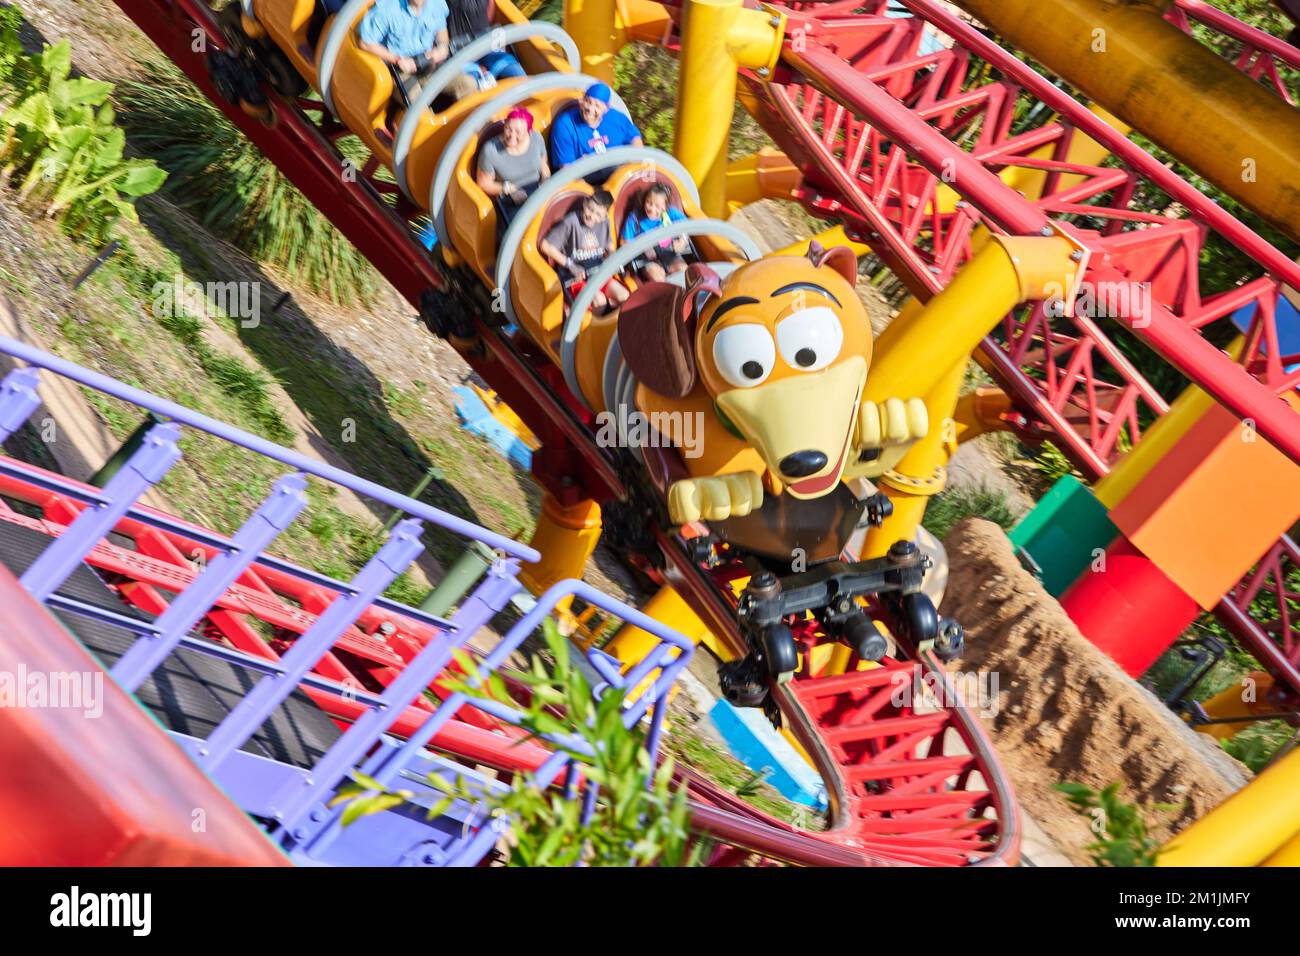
[545,210,611,278]
[479,131,546,196]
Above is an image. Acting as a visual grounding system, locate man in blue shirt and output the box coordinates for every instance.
[549,82,643,181]
[358,0,451,101]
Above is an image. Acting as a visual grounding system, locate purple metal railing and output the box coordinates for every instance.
[0,334,695,866]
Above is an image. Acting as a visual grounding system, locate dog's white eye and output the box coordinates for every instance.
[775,307,843,373]
[712,324,776,389]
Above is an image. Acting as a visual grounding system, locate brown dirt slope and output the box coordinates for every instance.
[940,518,1250,864]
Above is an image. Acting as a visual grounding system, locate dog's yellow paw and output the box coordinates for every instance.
[668,472,764,524]
[857,397,929,449]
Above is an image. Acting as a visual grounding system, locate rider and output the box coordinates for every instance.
[478,107,551,229]
[539,190,629,314]
[357,0,451,101]
[447,0,526,80]
[548,82,643,183]
[622,182,690,282]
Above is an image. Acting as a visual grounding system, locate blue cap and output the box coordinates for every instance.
[585,81,612,104]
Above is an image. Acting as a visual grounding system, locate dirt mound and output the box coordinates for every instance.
[940,518,1250,865]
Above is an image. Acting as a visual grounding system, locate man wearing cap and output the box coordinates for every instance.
[548,82,643,177]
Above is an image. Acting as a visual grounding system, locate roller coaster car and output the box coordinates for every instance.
[618,243,954,712]
[224,0,960,721]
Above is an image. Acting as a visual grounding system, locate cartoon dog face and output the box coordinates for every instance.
[621,243,873,499]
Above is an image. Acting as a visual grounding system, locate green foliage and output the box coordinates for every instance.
[922,484,1017,539]
[1221,722,1296,774]
[334,619,701,867]
[0,40,166,245]
[115,66,380,304]
[530,0,563,25]
[1054,781,1176,867]
[1030,439,1081,486]
[1190,2,1299,93]
[612,43,770,159]
[0,5,26,88]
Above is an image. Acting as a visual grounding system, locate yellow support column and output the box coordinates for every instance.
[605,582,728,666]
[1159,747,1300,866]
[725,148,803,213]
[674,0,783,217]
[859,234,1079,556]
[518,494,602,596]
[1262,828,1300,867]
[772,226,871,259]
[564,0,619,83]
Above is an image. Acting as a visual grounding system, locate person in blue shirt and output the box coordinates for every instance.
[622,183,690,282]
[448,0,526,81]
[358,0,451,101]
[548,82,643,182]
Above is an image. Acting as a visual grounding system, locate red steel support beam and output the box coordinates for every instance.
[783,41,1300,468]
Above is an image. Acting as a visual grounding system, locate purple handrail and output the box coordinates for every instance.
[0,335,539,561]
[0,334,698,867]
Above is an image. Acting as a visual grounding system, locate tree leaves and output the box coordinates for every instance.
[332,614,698,867]
[1053,780,1174,867]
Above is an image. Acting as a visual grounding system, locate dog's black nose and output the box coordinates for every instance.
[780,450,828,478]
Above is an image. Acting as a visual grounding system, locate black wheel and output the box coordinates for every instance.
[217,3,256,61]
[206,49,245,106]
[900,591,939,645]
[718,657,768,708]
[262,45,308,98]
[758,622,798,678]
[843,613,888,662]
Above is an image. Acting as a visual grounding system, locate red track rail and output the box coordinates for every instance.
[720,0,1300,692]
[0,468,557,768]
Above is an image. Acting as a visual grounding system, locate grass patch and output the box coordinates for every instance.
[922,484,1017,540]
[114,64,381,305]
[663,724,816,829]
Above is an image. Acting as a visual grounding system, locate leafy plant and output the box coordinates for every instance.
[0,5,26,89]
[922,483,1018,539]
[1029,439,1081,486]
[334,618,702,866]
[0,40,166,245]
[1054,781,1176,867]
[115,65,381,304]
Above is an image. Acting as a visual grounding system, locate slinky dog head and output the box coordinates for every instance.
[620,243,872,499]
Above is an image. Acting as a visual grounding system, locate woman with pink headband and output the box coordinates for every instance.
[477,107,551,230]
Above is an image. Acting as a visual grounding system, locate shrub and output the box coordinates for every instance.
[922,483,1017,539]
[334,619,701,866]
[1055,781,1176,867]
[0,40,166,245]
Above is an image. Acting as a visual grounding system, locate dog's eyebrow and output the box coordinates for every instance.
[770,282,841,307]
[704,296,761,332]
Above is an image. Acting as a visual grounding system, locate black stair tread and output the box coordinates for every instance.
[0,519,340,768]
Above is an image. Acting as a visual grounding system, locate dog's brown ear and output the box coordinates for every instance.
[809,242,858,288]
[618,264,721,399]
